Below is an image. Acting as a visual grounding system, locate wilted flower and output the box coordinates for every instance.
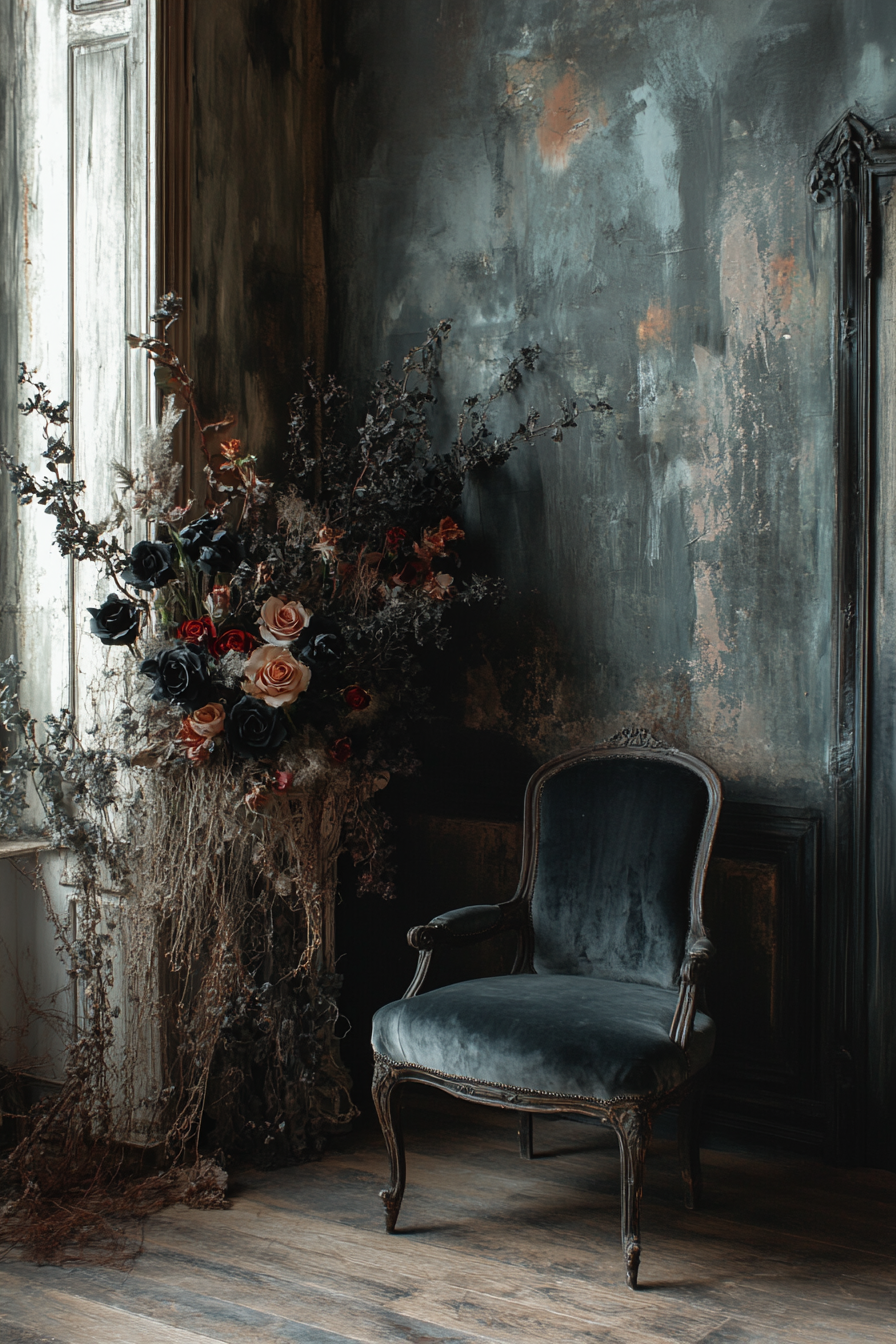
[310,525,344,563]
[391,556,428,589]
[220,438,243,461]
[87,593,141,646]
[242,645,311,708]
[206,585,231,620]
[272,769,294,791]
[384,525,407,551]
[243,784,272,812]
[420,516,465,557]
[176,719,212,765]
[422,571,454,601]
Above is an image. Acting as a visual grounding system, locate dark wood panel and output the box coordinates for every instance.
[704,802,824,1150]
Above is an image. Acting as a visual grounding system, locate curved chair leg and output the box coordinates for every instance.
[371,1056,406,1233]
[677,1079,706,1211]
[613,1108,653,1289]
[518,1112,534,1160]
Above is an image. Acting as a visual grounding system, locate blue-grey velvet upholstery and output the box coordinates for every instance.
[372,974,715,1101]
[531,757,708,989]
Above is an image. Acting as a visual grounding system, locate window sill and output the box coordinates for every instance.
[0,837,54,860]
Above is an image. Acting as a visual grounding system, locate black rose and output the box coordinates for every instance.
[294,616,345,671]
[87,594,141,646]
[225,695,288,759]
[121,540,176,590]
[197,529,246,577]
[139,643,213,710]
[178,513,219,561]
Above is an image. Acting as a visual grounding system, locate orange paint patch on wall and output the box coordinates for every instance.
[637,301,673,348]
[536,70,591,170]
[768,252,796,314]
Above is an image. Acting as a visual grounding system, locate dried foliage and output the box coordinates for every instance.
[0,298,602,1262]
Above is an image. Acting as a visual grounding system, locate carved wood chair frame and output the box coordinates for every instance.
[372,736,722,1289]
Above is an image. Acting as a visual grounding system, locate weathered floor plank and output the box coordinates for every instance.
[1,1102,894,1344]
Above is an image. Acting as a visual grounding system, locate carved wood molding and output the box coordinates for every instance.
[808,111,880,206]
[604,725,667,750]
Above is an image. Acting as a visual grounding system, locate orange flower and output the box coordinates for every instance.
[220,438,243,461]
[241,645,311,707]
[176,719,211,766]
[419,516,465,558]
[422,570,454,601]
[187,702,226,739]
[310,525,344,563]
[258,596,312,646]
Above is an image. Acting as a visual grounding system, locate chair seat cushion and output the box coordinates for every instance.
[372,974,715,1102]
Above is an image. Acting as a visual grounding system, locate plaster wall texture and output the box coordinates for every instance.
[329,0,896,807]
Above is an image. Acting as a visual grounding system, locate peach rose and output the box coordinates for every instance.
[188,702,226,739]
[241,645,311,708]
[258,596,312,646]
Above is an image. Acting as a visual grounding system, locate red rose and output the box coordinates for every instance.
[385,525,407,551]
[209,628,259,658]
[328,737,352,763]
[177,615,216,645]
[343,686,371,711]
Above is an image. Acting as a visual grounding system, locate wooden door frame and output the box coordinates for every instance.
[809,111,896,1164]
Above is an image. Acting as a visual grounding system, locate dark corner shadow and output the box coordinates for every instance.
[637,1278,712,1292]
[529,1142,617,1159]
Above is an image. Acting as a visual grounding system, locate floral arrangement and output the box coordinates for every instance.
[0,296,590,1260]
[5,295,579,856]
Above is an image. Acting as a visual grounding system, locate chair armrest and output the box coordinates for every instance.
[403,899,528,997]
[681,936,716,979]
[408,902,522,950]
[670,936,716,1049]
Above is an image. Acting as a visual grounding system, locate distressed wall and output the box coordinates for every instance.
[329,0,896,807]
[326,0,896,1158]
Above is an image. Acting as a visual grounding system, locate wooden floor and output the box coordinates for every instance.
[1,1095,895,1344]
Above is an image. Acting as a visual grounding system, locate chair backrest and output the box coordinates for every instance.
[524,746,721,990]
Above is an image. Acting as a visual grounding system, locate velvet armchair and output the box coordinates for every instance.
[371,736,722,1288]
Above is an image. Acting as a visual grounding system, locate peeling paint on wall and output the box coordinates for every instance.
[331,0,894,807]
